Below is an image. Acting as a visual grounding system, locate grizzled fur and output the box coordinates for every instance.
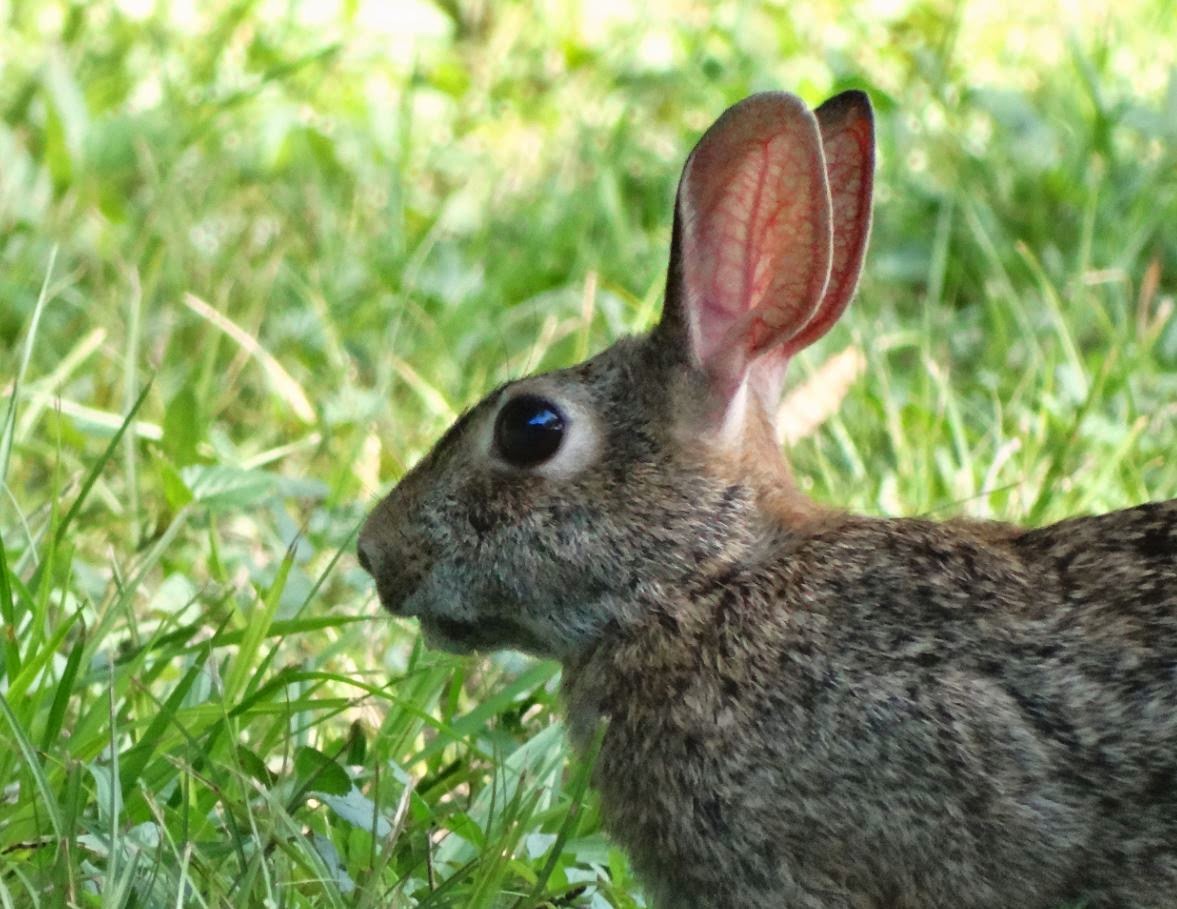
[360,338,765,659]
[358,91,1177,908]
[563,502,1177,908]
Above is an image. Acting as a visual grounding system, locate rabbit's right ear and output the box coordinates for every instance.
[657,91,874,436]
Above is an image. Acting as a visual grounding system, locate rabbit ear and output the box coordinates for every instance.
[780,90,875,358]
[659,92,833,406]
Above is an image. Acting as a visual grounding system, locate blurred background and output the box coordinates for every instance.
[1,0,1175,906]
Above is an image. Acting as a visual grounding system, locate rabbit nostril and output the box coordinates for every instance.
[356,540,375,575]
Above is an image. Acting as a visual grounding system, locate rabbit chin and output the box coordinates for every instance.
[419,614,550,657]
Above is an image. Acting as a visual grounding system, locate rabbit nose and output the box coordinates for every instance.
[356,537,378,576]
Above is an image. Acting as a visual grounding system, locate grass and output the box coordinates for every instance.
[1,0,1175,906]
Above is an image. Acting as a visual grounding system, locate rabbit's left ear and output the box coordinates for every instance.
[658,90,874,426]
[781,91,874,359]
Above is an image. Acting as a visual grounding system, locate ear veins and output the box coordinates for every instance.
[710,134,831,359]
[687,137,830,396]
[782,93,875,357]
[740,135,829,357]
[678,93,832,393]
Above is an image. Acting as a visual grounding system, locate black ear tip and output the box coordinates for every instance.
[815,89,874,125]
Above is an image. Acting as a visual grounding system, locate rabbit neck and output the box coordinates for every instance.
[555,380,830,679]
[732,407,826,527]
[559,512,822,748]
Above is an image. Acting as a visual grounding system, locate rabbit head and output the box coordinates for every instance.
[358,91,874,659]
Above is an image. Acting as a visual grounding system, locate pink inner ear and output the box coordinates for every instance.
[781,92,874,357]
[677,93,833,392]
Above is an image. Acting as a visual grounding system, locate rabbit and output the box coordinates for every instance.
[357,90,1177,909]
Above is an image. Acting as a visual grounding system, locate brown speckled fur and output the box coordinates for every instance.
[563,502,1177,908]
[359,92,1177,908]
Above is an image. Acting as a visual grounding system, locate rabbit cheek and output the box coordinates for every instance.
[414,560,551,654]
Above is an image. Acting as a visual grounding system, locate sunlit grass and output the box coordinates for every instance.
[1,0,1175,905]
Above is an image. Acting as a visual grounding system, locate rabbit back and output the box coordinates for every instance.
[563,501,1177,909]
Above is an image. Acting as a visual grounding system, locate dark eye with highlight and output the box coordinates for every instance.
[494,395,566,467]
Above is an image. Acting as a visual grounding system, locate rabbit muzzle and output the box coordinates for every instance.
[358,491,554,655]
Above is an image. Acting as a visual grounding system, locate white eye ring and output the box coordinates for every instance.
[478,379,601,480]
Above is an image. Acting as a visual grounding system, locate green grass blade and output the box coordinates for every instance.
[39,620,86,752]
[0,537,19,681]
[0,246,56,486]
[119,652,210,797]
[514,725,603,908]
[0,691,63,839]
[24,379,156,603]
[221,543,295,705]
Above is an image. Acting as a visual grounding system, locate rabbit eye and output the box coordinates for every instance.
[494,395,566,467]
